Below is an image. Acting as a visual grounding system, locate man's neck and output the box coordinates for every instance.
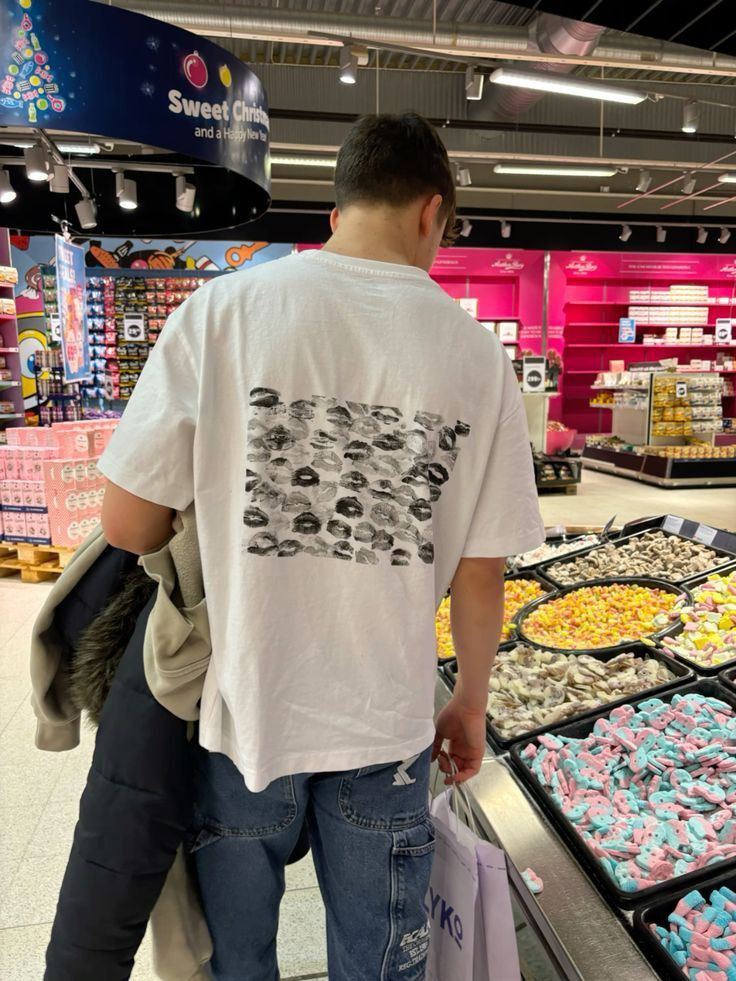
[322,235,414,267]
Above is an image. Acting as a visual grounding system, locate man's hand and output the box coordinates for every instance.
[432,697,487,785]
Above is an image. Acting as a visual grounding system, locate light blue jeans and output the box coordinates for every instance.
[190,744,434,981]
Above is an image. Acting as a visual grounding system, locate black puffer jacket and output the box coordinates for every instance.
[45,537,190,981]
[44,544,308,981]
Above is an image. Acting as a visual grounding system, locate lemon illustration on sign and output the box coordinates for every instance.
[219,64,232,88]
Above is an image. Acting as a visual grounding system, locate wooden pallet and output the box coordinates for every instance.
[0,542,76,583]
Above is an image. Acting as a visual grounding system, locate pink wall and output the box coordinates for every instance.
[429,248,546,354]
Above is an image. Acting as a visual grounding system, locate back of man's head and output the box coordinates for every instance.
[334,113,456,244]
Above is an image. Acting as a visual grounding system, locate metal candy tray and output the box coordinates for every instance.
[509,679,736,911]
[442,644,692,752]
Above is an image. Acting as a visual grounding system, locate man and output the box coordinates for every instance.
[100,112,544,980]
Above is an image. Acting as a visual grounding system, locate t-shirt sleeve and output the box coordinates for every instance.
[98,308,198,512]
[462,360,546,559]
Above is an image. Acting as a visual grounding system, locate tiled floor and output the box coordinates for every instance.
[0,471,734,978]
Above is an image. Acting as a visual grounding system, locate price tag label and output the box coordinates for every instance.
[123,313,146,343]
[663,516,684,535]
[522,356,546,393]
[694,523,718,546]
[48,314,61,343]
[716,318,733,344]
[675,380,688,399]
[618,318,637,343]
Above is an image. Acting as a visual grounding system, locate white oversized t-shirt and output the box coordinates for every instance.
[99,250,545,791]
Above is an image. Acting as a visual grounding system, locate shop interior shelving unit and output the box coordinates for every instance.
[559,274,736,440]
[583,371,736,487]
[0,228,24,434]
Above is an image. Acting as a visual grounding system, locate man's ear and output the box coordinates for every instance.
[329,207,340,233]
[419,194,444,238]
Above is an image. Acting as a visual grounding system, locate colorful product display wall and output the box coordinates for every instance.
[548,252,736,437]
[9,237,736,442]
[10,235,292,411]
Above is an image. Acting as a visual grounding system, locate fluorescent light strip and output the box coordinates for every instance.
[490,68,647,105]
[493,163,618,178]
[271,155,337,167]
[718,174,736,183]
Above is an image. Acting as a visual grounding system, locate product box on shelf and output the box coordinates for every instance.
[0,420,116,547]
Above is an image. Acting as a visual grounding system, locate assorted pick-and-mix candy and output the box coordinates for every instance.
[662,572,736,670]
[651,885,736,978]
[521,583,679,651]
[435,578,547,658]
[485,645,675,740]
[546,532,727,586]
[521,693,736,895]
[509,535,599,571]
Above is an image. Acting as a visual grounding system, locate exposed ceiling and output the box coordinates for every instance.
[504,1,736,57]
[13,0,736,242]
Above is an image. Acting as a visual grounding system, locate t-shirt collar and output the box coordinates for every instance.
[301,248,431,281]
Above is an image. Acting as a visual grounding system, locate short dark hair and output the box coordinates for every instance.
[335,113,457,245]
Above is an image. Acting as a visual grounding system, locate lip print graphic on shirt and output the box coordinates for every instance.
[243,389,470,566]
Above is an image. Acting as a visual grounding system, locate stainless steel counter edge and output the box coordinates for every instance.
[434,673,659,980]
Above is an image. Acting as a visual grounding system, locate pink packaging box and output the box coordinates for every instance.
[52,430,93,459]
[21,482,46,510]
[10,481,24,508]
[0,448,19,480]
[15,447,54,482]
[4,512,27,542]
[49,514,99,549]
[25,513,50,544]
[0,483,12,509]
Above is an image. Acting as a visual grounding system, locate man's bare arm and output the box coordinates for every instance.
[101,482,174,556]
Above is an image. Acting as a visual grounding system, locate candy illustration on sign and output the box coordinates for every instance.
[219,64,232,88]
[2,0,65,122]
[183,51,208,89]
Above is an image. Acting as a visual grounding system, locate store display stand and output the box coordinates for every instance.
[584,372,736,487]
[0,229,23,433]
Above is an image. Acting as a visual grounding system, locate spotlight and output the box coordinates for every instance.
[456,165,472,187]
[464,66,484,101]
[119,178,138,211]
[656,226,667,243]
[339,45,358,85]
[720,227,732,244]
[75,196,97,230]
[459,219,472,238]
[24,145,49,182]
[500,220,511,239]
[697,226,708,244]
[49,165,69,194]
[682,100,700,134]
[682,173,697,195]
[175,174,196,213]
[636,170,652,193]
[0,168,16,204]
[619,224,632,242]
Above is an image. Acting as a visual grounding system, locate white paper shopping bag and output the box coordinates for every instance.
[475,839,522,981]
[425,790,478,981]
[426,788,521,981]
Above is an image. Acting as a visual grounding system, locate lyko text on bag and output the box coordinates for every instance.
[424,887,463,949]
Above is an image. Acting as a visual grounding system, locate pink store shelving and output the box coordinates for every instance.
[548,251,736,437]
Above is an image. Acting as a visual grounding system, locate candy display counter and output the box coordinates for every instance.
[435,515,736,980]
